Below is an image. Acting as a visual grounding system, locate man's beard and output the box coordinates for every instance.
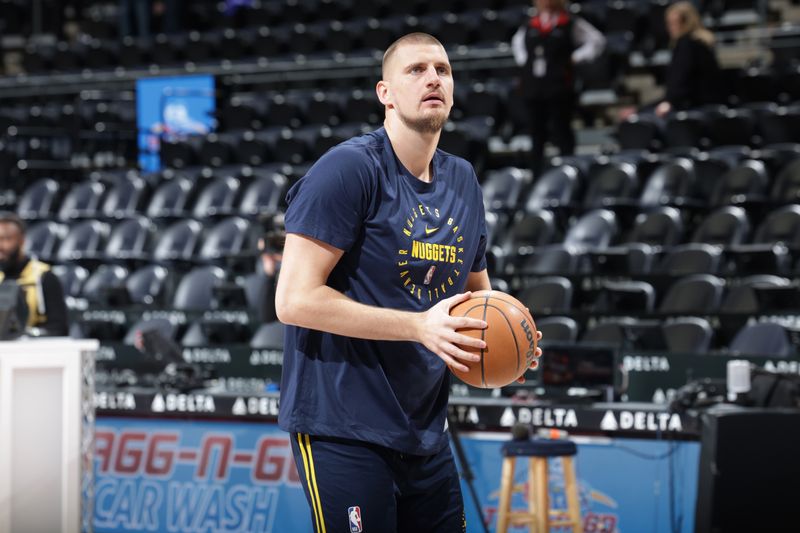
[0,246,23,273]
[398,107,449,134]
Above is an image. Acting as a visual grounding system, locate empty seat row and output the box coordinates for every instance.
[16,172,287,221]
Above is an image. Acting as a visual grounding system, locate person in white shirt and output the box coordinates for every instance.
[511,0,605,175]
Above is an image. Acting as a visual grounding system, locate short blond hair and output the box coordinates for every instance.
[381,33,445,79]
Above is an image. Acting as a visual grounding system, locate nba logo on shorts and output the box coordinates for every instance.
[348,506,363,532]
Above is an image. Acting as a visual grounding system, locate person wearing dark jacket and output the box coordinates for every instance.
[0,212,69,336]
[512,0,605,176]
[655,1,723,117]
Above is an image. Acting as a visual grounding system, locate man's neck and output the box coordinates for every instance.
[384,117,440,182]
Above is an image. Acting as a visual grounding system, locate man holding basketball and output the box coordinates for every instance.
[276,33,542,533]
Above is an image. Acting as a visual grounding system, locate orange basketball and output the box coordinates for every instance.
[449,290,538,388]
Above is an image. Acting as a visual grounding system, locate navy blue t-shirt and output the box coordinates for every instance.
[278,127,487,455]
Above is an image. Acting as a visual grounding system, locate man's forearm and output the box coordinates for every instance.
[277,284,422,343]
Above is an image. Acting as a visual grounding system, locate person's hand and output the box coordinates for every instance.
[261,253,281,276]
[416,292,487,372]
[655,101,672,118]
[516,329,543,384]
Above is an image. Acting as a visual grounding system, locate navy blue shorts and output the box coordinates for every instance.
[290,433,466,533]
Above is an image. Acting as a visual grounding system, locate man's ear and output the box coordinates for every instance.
[376,80,392,108]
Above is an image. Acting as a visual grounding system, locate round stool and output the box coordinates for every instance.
[496,437,583,533]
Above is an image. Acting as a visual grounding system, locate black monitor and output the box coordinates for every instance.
[0,281,27,340]
[539,342,616,389]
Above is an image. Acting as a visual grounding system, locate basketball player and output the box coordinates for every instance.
[275,33,542,533]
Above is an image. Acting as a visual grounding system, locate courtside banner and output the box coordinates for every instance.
[94,418,312,533]
[458,434,700,533]
[95,418,699,532]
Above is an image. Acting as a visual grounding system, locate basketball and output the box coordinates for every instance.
[449,290,539,388]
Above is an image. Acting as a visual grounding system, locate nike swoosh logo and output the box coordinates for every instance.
[425,226,439,235]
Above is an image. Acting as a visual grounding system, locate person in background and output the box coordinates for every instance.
[118,0,151,38]
[654,1,724,117]
[0,212,68,336]
[256,214,285,324]
[512,0,605,176]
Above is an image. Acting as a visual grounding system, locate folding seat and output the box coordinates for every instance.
[516,276,573,314]
[81,265,129,304]
[482,167,530,212]
[626,206,684,248]
[146,178,194,218]
[305,92,342,127]
[126,265,169,305]
[250,26,286,58]
[582,162,638,209]
[191,176,240,218]
[516,245,583,275]
[16,178,59,220]
[57,181,106,220]
[658,274,725,314]
[184,31,219,63]
[664,111,708,149]
[710,159,769,206]
[220,98,259,131]
[595,280,656,313]
[497,209,558,256]
[152,219,204,263]
[707,109,757,148]
[728,322,797,357]
[250,321,286,349]
[100,175,146,219]
[50,265,90,298]
[564,209,618,249]
[535,316,579,345]
[726,205,800,274]
[151,33,183,65]
[172,266,227,311]
[123,317,178,346]
[265,95,304,129]
[198,134,236,168]
[769,158,800,204]
[580,318,633,348]
[159,137,200,169]
[197,217,251,261]
[690,206,750,246]
[638,158,698,207]
[341,90,383,125]
[720,275,792,314]
[238,172,287,216]
[655,243,723,276]
[662,317,714,354]
[98,216,155,262]
[23,221,67,261]
[523,165,581,211]
[272,129,312,165]
[220,28,248,60]
[235,131,273,167]
[56,220,110,263]
[617,114,662,151]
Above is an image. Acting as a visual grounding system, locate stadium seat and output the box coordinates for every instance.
[582,162,638,209]
[191,176,240,217]
[81,265,129,304]
[146,178,194,218]
[728,322,797,357]
[523,165,581,212]
[151,219,204,263]
[517,277,573,314]
[172,266,227,311]
[23,221,67,261]
[535,316,579,344]
[250,321,286,349]
[482,167,530,212]
[50,264,90,298]
[662,317,715,354]
[691,206,750,246]
[720,275,792,314]
[638,158,698,207]
[711,159,769,206]
[658,274,725,314]
[655,243,724,276]
[626,206,684,248]
[57,181,106,220]
[126,265,170,305]
[100,175,147,219]
[56,220,111,263]
[16,178,60,220]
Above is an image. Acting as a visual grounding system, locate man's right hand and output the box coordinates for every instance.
[415,292,487,372]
